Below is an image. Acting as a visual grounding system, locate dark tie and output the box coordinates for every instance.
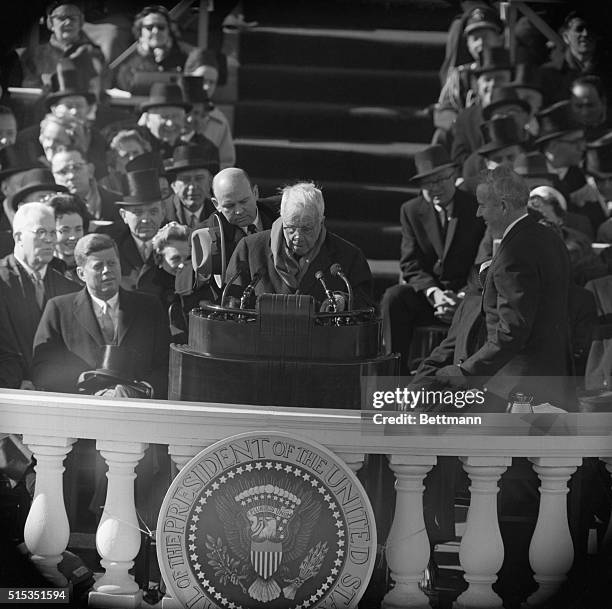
[99,305,116,344]
[32,271,45,310]
[437,208,447,238]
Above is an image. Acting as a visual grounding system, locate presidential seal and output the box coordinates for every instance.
[157,432,376,609]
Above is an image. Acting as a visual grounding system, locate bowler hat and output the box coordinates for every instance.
[463,6,503,36]
[77,345,152,396]
[125,151,165,174]
[45,59,96,110]
[535,100,583,145]
[585,137,612,177]
[410,145,457,182]
[139,82,191,114]
[513,152,556,179]
[116,169,162,206]
[478,116,524,155]
[483,86,531,121]
[164,143,218,176]
[182,75,212,108]
[472,46,513,77]
[6,168,69,211]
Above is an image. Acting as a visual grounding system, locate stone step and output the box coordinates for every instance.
[239,64,440,107]
[240,27,447,70]
[234,100,434,143]
[235,137,426,186]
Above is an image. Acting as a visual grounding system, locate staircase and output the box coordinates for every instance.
[232,1,453,297]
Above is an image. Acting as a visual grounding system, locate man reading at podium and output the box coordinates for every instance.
[224,182,373,310]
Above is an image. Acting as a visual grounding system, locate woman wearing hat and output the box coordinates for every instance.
[116,5,192,92]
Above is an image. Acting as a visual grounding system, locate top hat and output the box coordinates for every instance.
[182,75,213,108]
[125,151,165,174]
[463,6,503,36]
[585,136,612,177]
[472,46,513,77]
[139,82,191,114]
[513,151,556,179]
[410,145,457,182]
[507,62,544,95]
[6,168,69,211]
[0,145,43,183]
[535,100,583,145]
[45,59,96,110]
[116,169,162,206]
[478,115,524,155]
[77,345,152,395]
[164,143,218,176]
[483,86,531,121]
[184,48,220,75]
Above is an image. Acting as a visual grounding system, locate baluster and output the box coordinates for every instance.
[454,456,511,609]
[523,457,581,608]
[382,455,436,609]
[22,435,76,586]
[335,451,365,473]
[161,445,204,609]
[89,440,147,609]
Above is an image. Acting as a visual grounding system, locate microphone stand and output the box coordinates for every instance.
[330,263,353,311]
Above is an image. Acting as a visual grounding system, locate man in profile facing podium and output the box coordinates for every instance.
[224,181,373,309]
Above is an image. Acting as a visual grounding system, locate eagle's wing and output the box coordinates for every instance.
[214,492,251,561]
[282,491,322,562]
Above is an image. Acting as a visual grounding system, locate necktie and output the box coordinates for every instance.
[32,271,45,310]
[141,242,153,262]
[99,304,116,344]
[437,207,447,238]
[188,214,198,229]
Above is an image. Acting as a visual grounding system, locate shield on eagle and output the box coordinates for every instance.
[250,540,283,579]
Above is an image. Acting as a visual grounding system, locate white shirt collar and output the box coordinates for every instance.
[14,253,48,280]
[502,213,530,240]
[89,291,119,313]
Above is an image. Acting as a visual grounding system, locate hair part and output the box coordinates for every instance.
[74,233,119,267]
[478,165,530,211]
[280,181,325,221]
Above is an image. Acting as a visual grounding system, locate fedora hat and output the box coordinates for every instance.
[463,6,503,36]
[472,46,513,77]
[585,136,612,177]
[116,169,162,206]
[535,100,583,145]
[139,82,191,114]
[182,75,212,108]
[125,151,165,174]
[410,145,457,182]
[478,115,524,155]
[483,86,531,121]
[513,152,556,180]
[77,345,152,396]
[164,143,218,176]
[45,59,96,110]
[6,168,69,211]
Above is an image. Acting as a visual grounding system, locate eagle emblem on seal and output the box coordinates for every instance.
[213,474,324,602]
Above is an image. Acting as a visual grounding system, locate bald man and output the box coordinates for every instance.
[0,203,79,386]
[203,167,280,262]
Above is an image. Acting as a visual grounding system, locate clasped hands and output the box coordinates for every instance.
[429,287,462,324]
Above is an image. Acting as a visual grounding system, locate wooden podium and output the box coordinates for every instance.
[169,294,399,407]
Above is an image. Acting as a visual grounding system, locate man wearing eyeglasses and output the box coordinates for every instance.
[21,2,107,89]
[0,203,79,389]
[51,149,122,228]
[381,145,484,376]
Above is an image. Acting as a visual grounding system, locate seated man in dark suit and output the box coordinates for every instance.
[381,145,485,375]
[32,233,170,397]
[0,203,79,388]
[225,181,373,310]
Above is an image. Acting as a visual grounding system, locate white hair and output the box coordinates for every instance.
[280,182,324,221]
[479,165,530,211]
[13,203,54,235]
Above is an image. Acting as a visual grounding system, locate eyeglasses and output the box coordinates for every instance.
[25,229,57,240]
[420,171,455,189]
[51,13,80,23]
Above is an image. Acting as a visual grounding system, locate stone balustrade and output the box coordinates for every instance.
[2,388,612,608]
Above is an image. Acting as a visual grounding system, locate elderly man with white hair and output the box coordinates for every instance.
[0,202,79,388]
[224,181,373,309]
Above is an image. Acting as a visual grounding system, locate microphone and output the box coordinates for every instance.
[240,271,263,309]
[220,262,249,307]
[315,270,336,313]
[330,263,353,311]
